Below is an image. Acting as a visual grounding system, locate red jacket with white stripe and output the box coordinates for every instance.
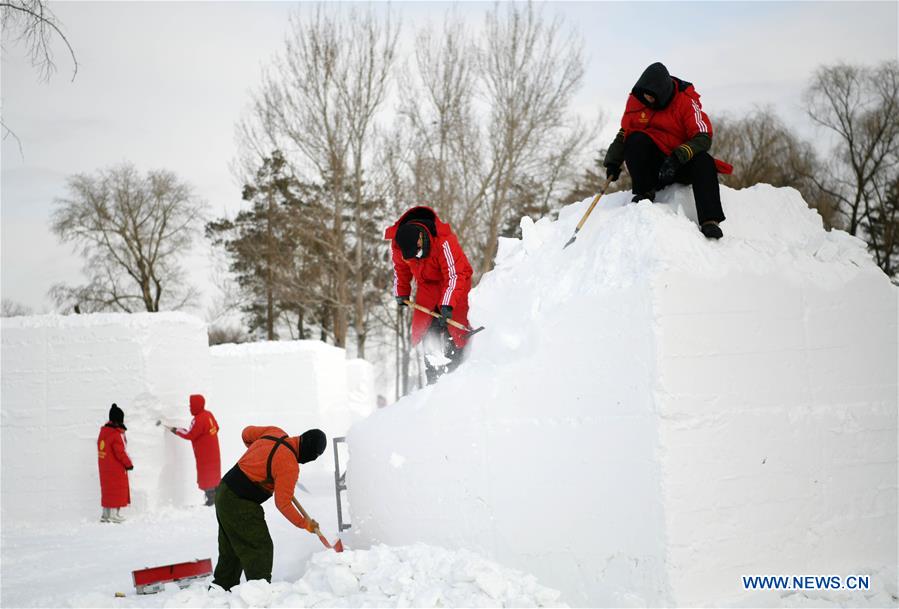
[384,207,473,349]
[620,78,731,174]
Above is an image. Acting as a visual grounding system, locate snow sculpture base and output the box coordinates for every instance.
[346,185,897,606]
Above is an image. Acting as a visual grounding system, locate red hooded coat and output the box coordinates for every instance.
[97,423,132,508]
[619,78,733,174]
[384,207,473,349]
[174,394,221,490]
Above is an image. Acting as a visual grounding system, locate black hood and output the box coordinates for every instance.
[632,62,675,110]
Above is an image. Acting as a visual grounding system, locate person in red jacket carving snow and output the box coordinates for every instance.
[385,206,473,385]
[169,394,221,506]
[97,403,133,523]
[603,62,733,240]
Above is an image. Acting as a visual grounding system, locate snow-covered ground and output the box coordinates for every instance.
[1,472,562,607]
[1,184,896,607]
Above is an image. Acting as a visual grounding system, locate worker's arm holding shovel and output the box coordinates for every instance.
[272,470,317,532]
[402,300,485,336]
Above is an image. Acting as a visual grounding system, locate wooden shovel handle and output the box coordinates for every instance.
[574,177,612,232]
[402,299,472,332]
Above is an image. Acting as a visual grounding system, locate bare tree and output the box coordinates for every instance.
[2,0,78,153]
[237,4,398,354]
[475,2,592,274]
[397,14,484,244]
[1,299,32,317]
[50,163,206,313]
[1,0,77,81]
[713,107,839,227]
[803,62,899,273]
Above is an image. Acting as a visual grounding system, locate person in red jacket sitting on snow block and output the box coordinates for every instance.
[385,206,473,385]
[97,403,133,523]
[603,62,733,240]
[170,394,221,506]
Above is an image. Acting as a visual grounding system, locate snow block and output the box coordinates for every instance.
[208,341,375,468]
[1,313,210,523]
[346,185,897,606]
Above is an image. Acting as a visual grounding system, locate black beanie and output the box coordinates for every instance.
[109,403,124,425]
[298,429,327,464]
[395,223,423,259]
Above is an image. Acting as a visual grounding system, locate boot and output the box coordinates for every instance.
[700,221,723,240]
[204,488,216,506]
[631,189,656,203]
[100,507,111,523]
[109,508,125,523]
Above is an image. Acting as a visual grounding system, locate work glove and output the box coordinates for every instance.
[168,427,178,435]
[657,155,681,188]
[604,163,622,182]
[437,305,453,329]
[304,518,319,533]
[126,466,134,471]
[396,296,409,307]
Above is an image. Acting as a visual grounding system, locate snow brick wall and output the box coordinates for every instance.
[1,316,375,524]
[207,341,375,468]
[1,313,211,523]
[346,184,898,607]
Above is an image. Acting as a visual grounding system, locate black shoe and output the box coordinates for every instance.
[631,190,656,203]
[701,222,723,240]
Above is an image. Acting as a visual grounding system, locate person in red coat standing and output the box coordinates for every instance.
[385,206,473,385]
[603,62,733,239]
[97,403,133,523]
[169,394,221,506]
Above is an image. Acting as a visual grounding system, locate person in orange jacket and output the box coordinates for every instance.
[210,426,327,591]
[97,403,133,523]
[169,394,221,506]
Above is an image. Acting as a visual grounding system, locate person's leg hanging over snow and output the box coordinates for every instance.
[673,150,725,239]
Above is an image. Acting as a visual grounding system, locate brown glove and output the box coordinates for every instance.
[304,518,319,533]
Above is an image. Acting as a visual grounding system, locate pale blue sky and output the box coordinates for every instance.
[2,1,897,313]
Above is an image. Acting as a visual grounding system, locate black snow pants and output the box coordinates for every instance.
[624,131,726,225]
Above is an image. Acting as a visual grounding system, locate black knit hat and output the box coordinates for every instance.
[109,403,124,425]
[395,223,423,259]
[298,429,327,463]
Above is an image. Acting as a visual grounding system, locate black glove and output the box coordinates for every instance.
[396,296,409,307]
[126,466,134,471]
[605,163,621,182]
[657,155,681,187]
[437,305,453,329]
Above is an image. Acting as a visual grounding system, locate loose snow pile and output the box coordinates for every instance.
[347,184,897,606]
[62,544,564,608]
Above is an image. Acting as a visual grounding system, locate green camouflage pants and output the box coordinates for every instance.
[211,483,273,591]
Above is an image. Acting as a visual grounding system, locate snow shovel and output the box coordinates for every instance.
[291,495,344,552]
[563,177,612,249]
[402,299,485,337]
